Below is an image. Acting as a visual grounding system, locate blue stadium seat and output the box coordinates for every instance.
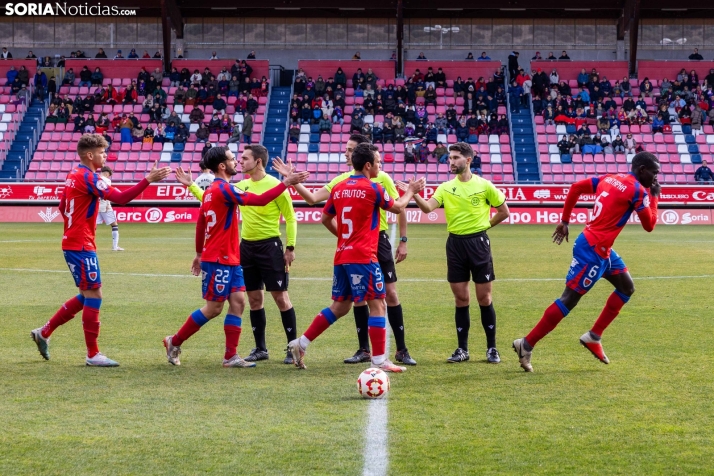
[308,143,319,153]
[691,154,702,164]
[309,133,320,143]
[688,144,699,154]
[682,125,692,134]
[173,142,185,152]
[685,135,695,144]
[566,125,576,134]
[560,154,572,164]
[310,125,320,133]
[467,134,478,144]
[170,152,182,162]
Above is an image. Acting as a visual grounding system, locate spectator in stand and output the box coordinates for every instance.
[417,52,427,60]
[466,52,474,60]
[651,113,664,133]
[39,56,53,67]
[5,65,17,86]
[213,93,227,115]
[174,123,189,144]
[242,112,253,144]
[113,49,124,59]
[89,67,103,86]
[619,76,632,98]
[624,133,637,154]
[577,69,588,88]
[352,51,361,60]
[509,80,524,113]
[559,50,570,60]
[695,160,714,182]
[26,50,36,60]
[470,152,482,176]
[78,66,92,87]
[691,104,704,134]
[532,51,543,60]
[118,115,133,143]
[247,50,256,59]
[557,135,572,155]
[141,50,151,59]
[196,123,209,142]
[334,68,347,89]
[507,51,519,79]
[548,69,559,86]
[432,142,448,163]
[95,48,107,58]
[318,113,331,134]
[689,48,704,61]
[15,65,28,86]
[127,49,139,59]
[1,47,12,59]
[478,52,491,61]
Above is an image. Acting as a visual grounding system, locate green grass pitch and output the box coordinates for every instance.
[0,223,713,475]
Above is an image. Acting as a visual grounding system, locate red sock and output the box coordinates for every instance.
[172,317,203,346]
[42,295,84,338]
[525,300,569,348]
[591,291,629,337]
[82,306,101,358]
[223,314,242,360]
[368,326,386,357]
[304,308,337,341]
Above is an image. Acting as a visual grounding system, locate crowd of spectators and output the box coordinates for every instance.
[291,66,507,149]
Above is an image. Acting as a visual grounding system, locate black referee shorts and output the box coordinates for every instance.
[240,237,289,292]
[378,231,397,284]
[446,231,495,284]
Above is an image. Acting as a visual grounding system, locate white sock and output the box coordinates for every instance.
[372,354,386,365]
[298,335,310,350]
[112,229,119,248]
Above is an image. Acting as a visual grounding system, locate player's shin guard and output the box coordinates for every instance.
[455,306,470,351]
[591,290,630,337]
[172,309,209,346]
[479,304,497,349]
[303,308,338,342]
[280,307,297,342]
[387,304,406,351]
[111,226,119,249]
[525,299,570,349]
[353,305,370,351]
[42,294,85,338]
[368,316,387,365]
[224,314,242,360]
[82,298,102,358]
[249,308,267,351]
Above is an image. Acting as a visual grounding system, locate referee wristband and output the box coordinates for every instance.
[286,246,295,251]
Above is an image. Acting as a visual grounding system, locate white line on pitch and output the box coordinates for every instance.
[362,224,396,476]
[1,268,712,283]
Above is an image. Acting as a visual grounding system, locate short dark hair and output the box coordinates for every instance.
[203,146,230,173]
[100,166,112,176]
[77,133,108,156]
[631,152,659,171]
[348,133,370,145]
[199,159,208,171]
[244,144,268,167]
[352,143,378,171]
[448,142,474,158]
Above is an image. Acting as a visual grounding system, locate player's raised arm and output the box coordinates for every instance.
[105,160,172,205]
[385,178,425,214]
[321,193,339,237]
[272,157,330,205]
[175,166,204,201]
[397,179,440,213]
[637,179,660,233]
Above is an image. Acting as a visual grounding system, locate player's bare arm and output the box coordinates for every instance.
[387,178,425,214]
[395,211,408,264]
[321,212,338,237]
[146,160,172,183]
[489,202,510,228]
[175,166,193,187]
[555,177,595,245]
[272,158,329,204]
[553,222,569,245]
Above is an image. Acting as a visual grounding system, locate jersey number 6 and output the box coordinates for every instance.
[592,192,609,219]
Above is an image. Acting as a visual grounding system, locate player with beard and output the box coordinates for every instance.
[278,134,417,366]
[408,142,510,364]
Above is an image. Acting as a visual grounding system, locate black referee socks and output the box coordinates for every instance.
[280,307,297,342]
[387,304,406,351]
[353,305,370,351]
[455,306,470,351]
[479,304,497,349]
[249,308,267,351]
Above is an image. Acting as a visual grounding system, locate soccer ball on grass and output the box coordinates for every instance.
[357,368,390,399]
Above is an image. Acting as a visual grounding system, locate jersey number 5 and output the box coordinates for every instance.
[592,192,609,219]
[341,207,353,239]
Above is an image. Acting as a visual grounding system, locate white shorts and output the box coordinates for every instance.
[96,211,117,225]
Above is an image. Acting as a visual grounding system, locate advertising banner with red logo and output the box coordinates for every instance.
[1,183,714,206]
[1,205,710,226]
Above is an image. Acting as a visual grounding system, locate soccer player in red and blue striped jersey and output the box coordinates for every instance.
[30,134,172,366]
[162,146,309,367]
[513,152,661,371]
[282,143,425,372]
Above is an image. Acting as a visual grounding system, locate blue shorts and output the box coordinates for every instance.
[566,233,628,295]
[63,250,102,290]
[332,262,386,303]
[201,262,246,302]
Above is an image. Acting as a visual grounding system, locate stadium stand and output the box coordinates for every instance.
[24,59,270,182]
[286,60,514,183]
